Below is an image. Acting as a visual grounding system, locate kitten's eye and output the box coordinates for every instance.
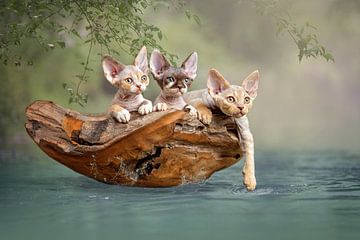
[227,96,236,103]
[141,75,147,82]
[125,78,133,83]
[184,78,191,84]
[244,97,251,104]
[167,77,175,83]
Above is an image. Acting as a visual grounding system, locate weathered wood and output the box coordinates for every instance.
[25,100,242,187]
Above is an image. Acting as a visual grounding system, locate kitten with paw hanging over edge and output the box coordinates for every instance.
[102,46,152,123]
[150,49,198,111]
[184,69,260,191]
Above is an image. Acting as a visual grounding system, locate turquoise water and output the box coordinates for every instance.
[1,147,359,240]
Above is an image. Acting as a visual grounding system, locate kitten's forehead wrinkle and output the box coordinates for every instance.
[232,85,249,98]
[164,67,191,78]
[118,66,133,78]
[234,89,243,100]
[119,65,145,80]
[221,88,234,95]
[130,65,145,75]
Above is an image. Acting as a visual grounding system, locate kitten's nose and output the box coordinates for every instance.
[238,106,244,111]
[136,84,142,89]
[177,83,185,89]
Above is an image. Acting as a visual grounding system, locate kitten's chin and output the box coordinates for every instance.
[130,89,144,94]
[222,111,243,118]
[234,113,245,118]
[232,111,246,118]
[166,89,183,96]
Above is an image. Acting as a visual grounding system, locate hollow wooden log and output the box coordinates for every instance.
[25,100,242,187]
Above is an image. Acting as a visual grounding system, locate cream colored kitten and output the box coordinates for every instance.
[184,69,259,191]
[150,49,198,111]
[102,46,152,123]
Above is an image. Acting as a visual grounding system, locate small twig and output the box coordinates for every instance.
[76,38,93,97]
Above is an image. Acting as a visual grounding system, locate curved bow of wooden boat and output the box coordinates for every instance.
[25,100,242,187]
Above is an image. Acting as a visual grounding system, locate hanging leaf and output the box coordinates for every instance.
[157,31,162,40]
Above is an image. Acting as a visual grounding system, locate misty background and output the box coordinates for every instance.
[1,0,359,152]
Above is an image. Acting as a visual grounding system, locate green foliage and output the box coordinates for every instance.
[185,10,201,26]
[253,0,334,63]
[0,0,196,106]
[0,0,334,107]
[276,19,334,62]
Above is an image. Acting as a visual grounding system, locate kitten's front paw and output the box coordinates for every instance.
[153,103,168,112]
[197,110,212,125]
[243,172,257,191]
[184,105,197,117]
[138,103,153,115]
[114,109,131,123]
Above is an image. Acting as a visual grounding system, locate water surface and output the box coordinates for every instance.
[1,147,359,240]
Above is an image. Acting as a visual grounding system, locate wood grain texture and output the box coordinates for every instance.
[25,100,242,187]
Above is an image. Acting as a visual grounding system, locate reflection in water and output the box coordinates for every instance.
[0,148,359,240]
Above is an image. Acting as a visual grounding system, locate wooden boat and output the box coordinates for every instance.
[25,100,243,187]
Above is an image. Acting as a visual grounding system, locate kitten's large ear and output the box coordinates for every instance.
[102,56,125,85]
[207,69,231,96]
[242,70,259,98]
[181,52,198,79]
[134,46,148,74]
[150,49,170,80]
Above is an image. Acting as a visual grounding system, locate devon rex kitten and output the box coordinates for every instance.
[150,49,198,111]
[184,69,259,191]
[102,46,152,123]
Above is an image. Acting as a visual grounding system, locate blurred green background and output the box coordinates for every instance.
[1,0,359,152]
